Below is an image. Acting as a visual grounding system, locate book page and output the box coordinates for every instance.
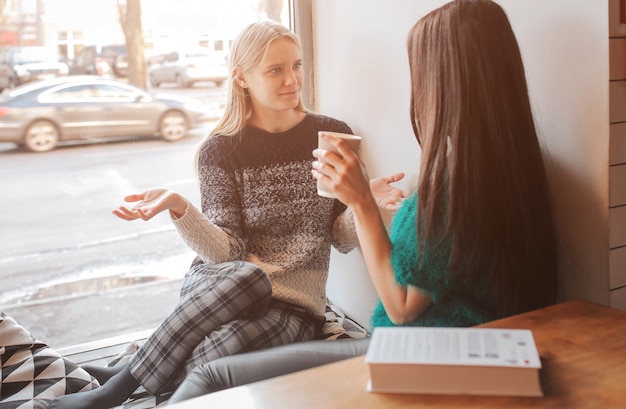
[365,327,540,368]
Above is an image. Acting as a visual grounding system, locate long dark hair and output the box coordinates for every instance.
[408,0,557,317]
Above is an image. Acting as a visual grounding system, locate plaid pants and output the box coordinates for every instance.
[129,261,318,395]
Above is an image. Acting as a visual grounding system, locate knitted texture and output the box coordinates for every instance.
[174,113,358,318]
[371,192,495,328]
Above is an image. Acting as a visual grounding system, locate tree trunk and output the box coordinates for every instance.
[257,0,284,23]
[118,0,146,89]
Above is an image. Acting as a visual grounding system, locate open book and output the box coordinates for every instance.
[365,327,542,397]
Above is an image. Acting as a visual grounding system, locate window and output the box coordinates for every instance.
[45,84,97,99]
[0,0,313,349]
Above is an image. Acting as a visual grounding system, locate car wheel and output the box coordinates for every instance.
[159,111,188,141]
[23,120,59,152]
[150,74,160,87]
[176,74,188,88]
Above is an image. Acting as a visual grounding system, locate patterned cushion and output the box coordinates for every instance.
[0,312,100,409]
[321,299,369,340]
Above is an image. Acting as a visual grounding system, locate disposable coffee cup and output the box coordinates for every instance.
[317,131,362,199]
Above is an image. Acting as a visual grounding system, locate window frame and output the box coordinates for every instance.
[291,0,316,110]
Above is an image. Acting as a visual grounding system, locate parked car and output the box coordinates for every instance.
[148,48,228,88]
[0,76,208,152]
[68,44,128,77]
[0,46,69,91]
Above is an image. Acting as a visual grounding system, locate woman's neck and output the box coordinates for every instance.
[248,109,306,133]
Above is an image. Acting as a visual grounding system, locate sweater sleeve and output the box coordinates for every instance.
[171,200,239,263]
[390,192,449,303]
[172,136,246,263]
[331,205,358,254]
[389,193,422,287]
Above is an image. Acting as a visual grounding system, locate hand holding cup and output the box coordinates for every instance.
[313,131,363,199]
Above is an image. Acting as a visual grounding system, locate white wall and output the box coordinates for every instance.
[313,0,610,329]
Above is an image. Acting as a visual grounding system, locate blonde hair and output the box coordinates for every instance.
[211,21,305,139]
[194,21,305,168]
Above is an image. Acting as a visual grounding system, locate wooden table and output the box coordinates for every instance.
[167,300,626,408]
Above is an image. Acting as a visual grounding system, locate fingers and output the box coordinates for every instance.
[312,147,359,176]
[312,149,339,180]
[311,154,355,185]
[387,172,406,183]
[334,141,361,169]
[123,192,147,203]
[383,172,409,199]
[381,199,404,211]
[113,189,165,222]
[112,207,139,221]
[112,205,153,221]
[311,162,334,192]
[312,148,340,168]
[315,134,358,162]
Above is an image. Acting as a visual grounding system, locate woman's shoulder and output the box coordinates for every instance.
[197,133,238,166]
[200,133,236,152]
[305,112,353,135]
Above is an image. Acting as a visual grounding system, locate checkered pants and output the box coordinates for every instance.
[129,261,318,395]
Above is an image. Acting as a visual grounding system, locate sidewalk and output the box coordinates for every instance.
[2,278,183,349]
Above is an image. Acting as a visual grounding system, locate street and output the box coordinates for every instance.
[0,82,225,348]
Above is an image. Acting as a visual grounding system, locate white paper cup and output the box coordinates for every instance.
[317,131,362,199]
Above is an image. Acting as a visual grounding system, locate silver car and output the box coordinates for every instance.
[0,46,69,91]
[0,76,208,152]
[149,48,228,88]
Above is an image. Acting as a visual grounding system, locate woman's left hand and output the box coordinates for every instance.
[370,172,408,211]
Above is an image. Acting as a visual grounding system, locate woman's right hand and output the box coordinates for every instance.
[312,134,372,209]
[112,187,188,221]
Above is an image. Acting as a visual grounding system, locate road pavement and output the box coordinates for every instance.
[0,85,224,349]
[3,277,184,349]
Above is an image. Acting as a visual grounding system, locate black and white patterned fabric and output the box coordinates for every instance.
[110,299,368,409]
[0,311,100,409]
[0,298,367,409]
[321,299,369,340]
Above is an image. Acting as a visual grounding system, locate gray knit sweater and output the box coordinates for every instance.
[173,113,358,319]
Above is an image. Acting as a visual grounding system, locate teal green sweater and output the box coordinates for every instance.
[370,192,495,328]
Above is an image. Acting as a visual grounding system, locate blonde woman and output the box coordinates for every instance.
[49,21,404,409]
